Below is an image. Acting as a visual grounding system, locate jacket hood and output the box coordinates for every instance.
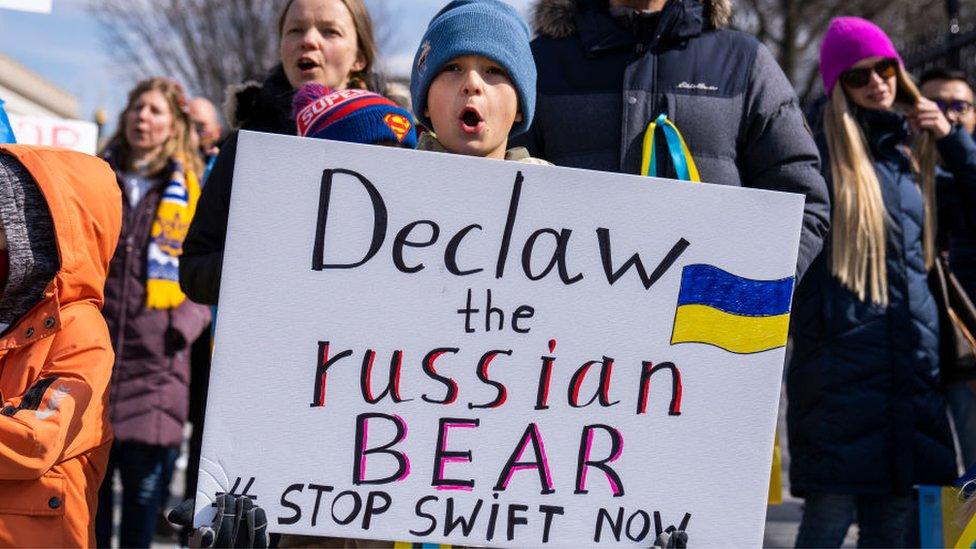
[223,64,297,135]
[223,65,397,135]
[533,0,732,38]
[0,146,121,333]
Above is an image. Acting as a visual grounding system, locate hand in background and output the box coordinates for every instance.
[909,97,952,139]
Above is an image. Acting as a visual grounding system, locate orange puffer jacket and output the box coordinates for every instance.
[0,145,121,547]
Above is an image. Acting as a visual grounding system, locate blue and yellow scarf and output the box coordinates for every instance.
[145,158,200,309]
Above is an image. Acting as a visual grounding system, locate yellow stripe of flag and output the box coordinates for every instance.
[671,304,790,354]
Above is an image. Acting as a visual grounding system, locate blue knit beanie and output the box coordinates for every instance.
[292,84,417,149]
[410,0,536,137]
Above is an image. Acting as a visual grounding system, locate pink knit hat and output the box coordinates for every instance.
[820,17,902,95]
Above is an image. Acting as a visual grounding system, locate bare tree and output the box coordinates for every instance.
[732,0,959,102]
[88,0,394,107]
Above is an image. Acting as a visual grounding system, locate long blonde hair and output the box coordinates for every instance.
[824,65,938,305]
[103,78,203,178]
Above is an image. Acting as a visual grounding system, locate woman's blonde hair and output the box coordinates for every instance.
[103,78,203,178]
[824,63,938,305]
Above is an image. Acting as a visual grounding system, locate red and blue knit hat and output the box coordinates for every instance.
[292,84,417,148]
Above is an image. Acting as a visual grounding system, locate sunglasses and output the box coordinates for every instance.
[840,58,899,89]
[932,99,975,116]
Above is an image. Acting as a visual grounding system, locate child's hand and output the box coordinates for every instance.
[909,97,952,139]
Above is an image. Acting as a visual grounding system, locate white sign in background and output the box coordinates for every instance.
[196,131,805,547]
[0,0,51,13]
[8,114,98,155]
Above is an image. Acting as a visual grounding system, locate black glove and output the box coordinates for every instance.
[651,512,689,549]
[652,529,688,549]
[167,495,268,548]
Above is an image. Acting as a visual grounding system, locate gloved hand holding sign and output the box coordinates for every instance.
[168,495,268,548]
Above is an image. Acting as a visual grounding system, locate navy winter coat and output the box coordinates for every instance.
[940,130,976,303]
[787,108,972,496]
[516,0,830,279]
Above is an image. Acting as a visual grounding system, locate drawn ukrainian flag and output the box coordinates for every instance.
[671,264,795,354]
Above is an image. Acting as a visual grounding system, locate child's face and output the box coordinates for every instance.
[425,55,522,159]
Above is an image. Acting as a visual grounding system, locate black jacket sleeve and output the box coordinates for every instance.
[181,131,239,305]
[936,126,976,196]
[738,45,831,281]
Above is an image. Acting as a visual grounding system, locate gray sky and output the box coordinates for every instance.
[0,0,532,124]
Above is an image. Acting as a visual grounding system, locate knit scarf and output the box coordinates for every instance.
[146,158,200,309]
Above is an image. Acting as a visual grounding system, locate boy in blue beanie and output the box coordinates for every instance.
[411,0,548,164]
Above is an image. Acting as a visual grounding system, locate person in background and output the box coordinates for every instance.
[921,68,976,137]
[920,67,976,471]
[180,0,384,307]
[188,97,223,156]
[188,97,224,178]
[95,77,212,549]
[0,145,121,547]
[178,7,382,539]
[788,18,976,547]
[516,0,829,280]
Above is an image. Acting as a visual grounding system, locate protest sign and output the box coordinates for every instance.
[195,130,805,547]
[8,114,97,154]
[0,0,51,12]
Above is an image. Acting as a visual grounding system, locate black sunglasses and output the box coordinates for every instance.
[932,99,975,116]
[840,58,899,89]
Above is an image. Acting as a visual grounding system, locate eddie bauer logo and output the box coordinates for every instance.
[677,81,719,91]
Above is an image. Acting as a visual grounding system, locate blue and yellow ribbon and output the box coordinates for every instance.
[640,113,700,182]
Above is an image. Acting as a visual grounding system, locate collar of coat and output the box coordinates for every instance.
[417,132,551,165]
[223,64,296,134]
[533,0,732,50]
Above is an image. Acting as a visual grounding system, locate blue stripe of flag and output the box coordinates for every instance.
[677,264,794,317]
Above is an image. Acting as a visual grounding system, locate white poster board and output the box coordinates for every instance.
[9,114,97,154]
[196,130,805,547]
[0,0,51,12]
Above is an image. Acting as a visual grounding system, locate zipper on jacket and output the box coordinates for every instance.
[113,198,132,363]
[112,185,159,372]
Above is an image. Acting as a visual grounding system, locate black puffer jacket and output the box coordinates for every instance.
[787,109,973,496]
[941,131,976,302]
[180,65,296,304]
[516,0,830,279]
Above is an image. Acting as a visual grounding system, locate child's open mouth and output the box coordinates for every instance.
[459,106,485,134]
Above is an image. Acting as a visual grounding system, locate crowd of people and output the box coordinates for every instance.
[0,0,974,547]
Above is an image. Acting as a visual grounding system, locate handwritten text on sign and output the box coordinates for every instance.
[195,131,804,547]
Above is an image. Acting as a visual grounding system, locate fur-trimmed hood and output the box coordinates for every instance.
[222,64,296,135]
[533,0,732,39]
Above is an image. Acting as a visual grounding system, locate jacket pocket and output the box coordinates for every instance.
[0,472,66,547]
[667,92,741,181]
[0,471,66,516]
